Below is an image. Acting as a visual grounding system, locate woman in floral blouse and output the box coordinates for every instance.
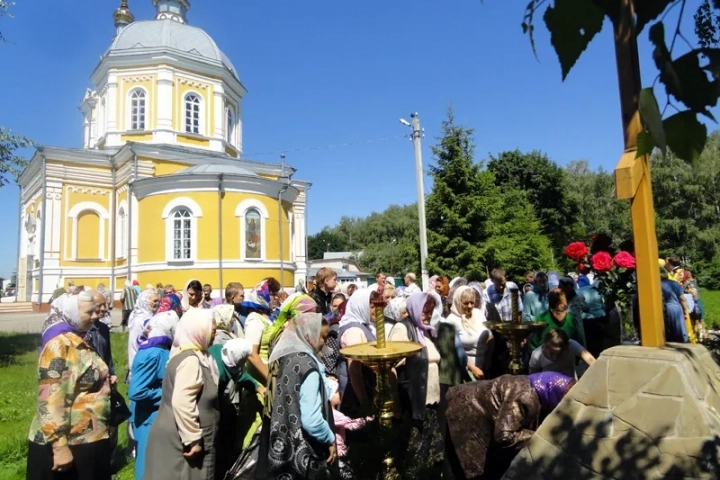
[27,290,112,480]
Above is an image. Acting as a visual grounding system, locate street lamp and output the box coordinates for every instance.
[399,113,429,292]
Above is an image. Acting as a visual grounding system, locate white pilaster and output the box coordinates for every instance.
[106,75,118,132]
[236,101,243,155]
[83,118,90,149]
[46,183,63,259]
[157,69,174,129]
[213,86,225,140]
[292,191,307,285]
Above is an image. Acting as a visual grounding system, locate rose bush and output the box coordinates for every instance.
[613,251,636,269]
[565,241,589,262]
[591,252,613,272]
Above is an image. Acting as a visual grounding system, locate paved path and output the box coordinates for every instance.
[0,310,125,333]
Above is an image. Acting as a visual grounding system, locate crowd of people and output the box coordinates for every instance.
[27,257,702,480]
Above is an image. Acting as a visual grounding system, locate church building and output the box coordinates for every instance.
[16,0,310,308]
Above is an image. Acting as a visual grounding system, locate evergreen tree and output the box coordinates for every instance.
[483,188,553,279]
[425,109,496,278]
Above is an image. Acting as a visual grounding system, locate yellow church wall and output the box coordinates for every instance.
[152,159,189,176]
[115,276,127,291]
[176,134,210,147]
[60,186,113,267]
[121,132,153,143]
[137,268,293,291]
[76,212,102,259]
[225,146,239,158]
[118,75,157,130]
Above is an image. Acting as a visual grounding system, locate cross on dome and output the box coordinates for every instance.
[113,0,135,34]
[153,0,190,24]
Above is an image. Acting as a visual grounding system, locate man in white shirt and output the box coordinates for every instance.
[483,268,522,321]
[403,272,421,296]
[529,328,596,378]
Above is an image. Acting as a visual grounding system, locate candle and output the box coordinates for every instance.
[509,287,520,324]
[375,305,386,349]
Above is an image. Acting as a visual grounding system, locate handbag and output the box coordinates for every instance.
[109,388,131,427]
[225,423,263,480]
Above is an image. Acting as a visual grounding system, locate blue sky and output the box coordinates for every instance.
[0,0,702,278]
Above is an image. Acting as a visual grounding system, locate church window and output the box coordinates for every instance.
[172,208,193,260]
[226,106,234,144]
[130,89,146,130]
[244,208,262,259]
[184,94,201,134]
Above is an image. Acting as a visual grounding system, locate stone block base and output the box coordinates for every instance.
[502,343,720,479]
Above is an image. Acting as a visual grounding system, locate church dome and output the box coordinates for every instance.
[108,19,238,78]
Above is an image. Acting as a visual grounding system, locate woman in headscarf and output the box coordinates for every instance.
[128,310,180,480]
[96,283,113,327]
[27,291,113,480]
[144,309,219,480]
[445,285,492,378]
[212,304,238,345]
[263,312,336,478]
[389,292,446,477]
[242,280,277,384]
[523,271,549,322]
[126,289,161,380]
[384,296,408,338]
[445,371,575,480]
[321,294,348,378]
[182,279,203,311]
[336,289,376,417]
[208,338,259,479]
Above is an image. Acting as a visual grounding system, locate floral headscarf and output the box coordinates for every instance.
[528,371,574,412]
[241,280,273,313]
[158,293,183,317]
[128,290,158,332]
[212,304,236,332]
[384,296,407,323]
[405,292,438,345]
[266,293,317,343]
[41,294,83,348]
[268,312,324,364]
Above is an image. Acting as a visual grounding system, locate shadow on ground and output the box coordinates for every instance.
[0,334,41,366]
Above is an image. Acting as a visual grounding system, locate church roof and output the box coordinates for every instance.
[178,164,258,177]
[108,19,237,78]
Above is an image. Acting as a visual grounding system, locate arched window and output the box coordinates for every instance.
[67,201,109,261]
[172,208,192,260]
[129,89,146,130]
[226,106,234,144]
[184,94,201,134]
[244,208,262,259]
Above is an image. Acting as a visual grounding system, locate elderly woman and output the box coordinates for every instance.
[27,291,112,480]
[444,285,491,379]
[264,312,335,477]
[144,309,219,480]
[208,338,258,479]
[126,289,161,380]
[212,303,239,344]
[128,310,181,480]
[446,372,575,479]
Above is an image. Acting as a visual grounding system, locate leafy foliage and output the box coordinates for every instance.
[519,0,720,164]
[0,127,34,187]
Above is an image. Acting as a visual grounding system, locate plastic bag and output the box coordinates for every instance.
[224,424,262,480]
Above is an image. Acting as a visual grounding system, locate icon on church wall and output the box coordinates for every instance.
[245,209,261,259]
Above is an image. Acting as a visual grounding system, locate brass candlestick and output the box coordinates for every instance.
[340,288,422,479]
[485,286,546,375]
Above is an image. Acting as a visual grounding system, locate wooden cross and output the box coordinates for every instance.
[613,0,665,347]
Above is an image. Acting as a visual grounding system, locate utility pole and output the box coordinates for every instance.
[401,113,429,291]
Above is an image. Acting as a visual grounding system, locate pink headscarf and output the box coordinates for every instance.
[172,308,214,356]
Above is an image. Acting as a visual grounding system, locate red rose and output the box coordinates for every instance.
[565,242,589,262]
[613,251,636,269]
[591,252,613,272]
[577,263,588,274]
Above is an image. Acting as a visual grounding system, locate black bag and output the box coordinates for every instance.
[225,424,263,480]
[109,388,131,427]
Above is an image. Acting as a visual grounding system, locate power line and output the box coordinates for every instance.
[243,134,409,157]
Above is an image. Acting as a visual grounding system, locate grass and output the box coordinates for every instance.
[0,332,134,480]
[702,290,720,329]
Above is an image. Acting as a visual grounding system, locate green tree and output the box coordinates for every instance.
[425,109,496,278]
[564,160,632,242]
[483,188,553,279]
[307,228,349,261]
[0,127,33,187]
[487,149,581,257]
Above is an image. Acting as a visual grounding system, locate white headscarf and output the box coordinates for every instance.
[268,312,324,364]
[338,288,372,329]
[450,285,488,336]
[220,338,253,368]
[146,311,180,339]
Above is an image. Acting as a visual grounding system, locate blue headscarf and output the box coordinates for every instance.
[528,371,574,412]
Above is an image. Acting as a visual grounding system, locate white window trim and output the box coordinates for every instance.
[116,200,128,259]
[127,87,149,131]
[235,199,269,261]
[183,91,204,136]
[68,201,110,261]
[162,197,203,264]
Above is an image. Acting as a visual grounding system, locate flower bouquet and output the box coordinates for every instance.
[565,235,638,344]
